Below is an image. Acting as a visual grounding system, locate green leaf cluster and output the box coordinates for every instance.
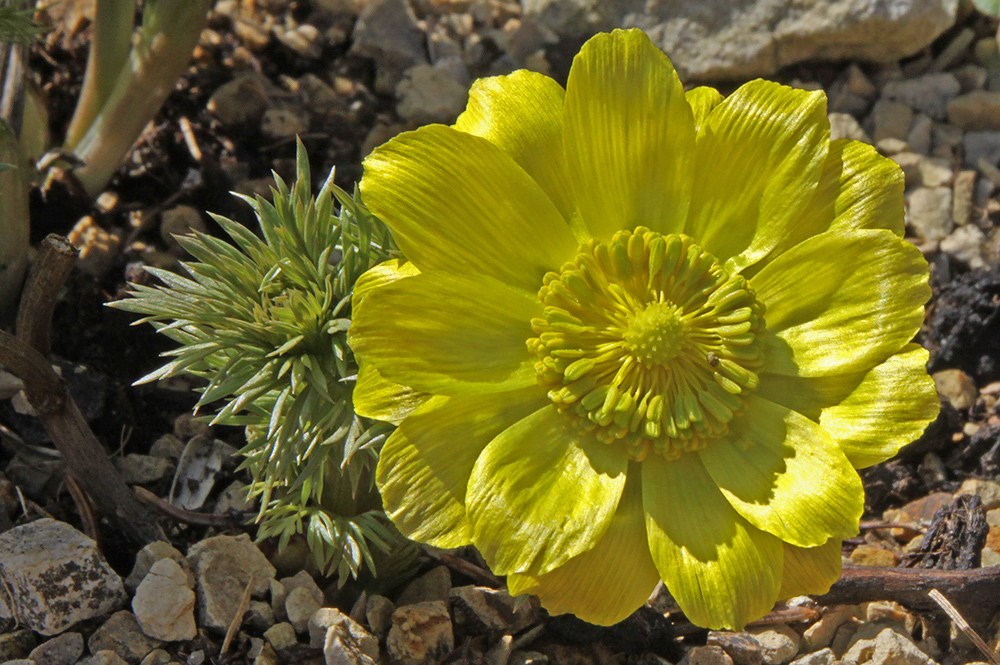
[0,3,45,45]
[113,140,417,583]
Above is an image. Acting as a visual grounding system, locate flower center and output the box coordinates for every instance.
[526,228,766,461]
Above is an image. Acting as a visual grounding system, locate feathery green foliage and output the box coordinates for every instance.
[0,4,45,45]
[112,141,418,582]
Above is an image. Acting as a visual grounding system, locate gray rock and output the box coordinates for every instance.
[260,107,309,141]
[680,645,735,665]
[88,611,163,664]
[932,122,964,159]
[2,659,35,665]
[829,64,878,116]
[263,623,298,651]
[449,586,537,636]
[246,601,277,632]
[0,631,37,662]
[891,152,923,186]
[802,606,856,651]
[396,566,452,607]
[207,74,271,127]
[280,571,324,607]
[80,652,129,665]
[940,224,988,269]
[948,91,1000,130]
[708,632,764,665]
[115,454,174,485]
[952,169,977,226]
[324,625,378,665]
[871,100,914,143]
[829,113,869,143]
[159,206,208,256]
[918,157,953,187]
[907,114,934,154]
[187,534,276,632]
[285,587,321,634]
[125,541,189,592]
[748,625,801,665]
[0,519,126,635]
[395,65,469,126]
[878,138,911,156]
[841,627,934,665]
[386,601,454,665]
[789,648,835,665]
[309,608,379,659]
[27,633,84,665]
[365,594,395,639]
[907,186,953,239]
[350,0,427,94]
[138,650,171,665]
[883,73,960,120]
[132,558,197,642]
[962,130,1000,168]
[524,0,959,81]
[270,579,288,622]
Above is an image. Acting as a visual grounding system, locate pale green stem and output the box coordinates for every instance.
[70,0,212,197]
[0,119,29,311]
[63,0,136,151]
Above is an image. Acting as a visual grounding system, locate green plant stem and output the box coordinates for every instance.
[69,0,212,196]
[63,0,136,151]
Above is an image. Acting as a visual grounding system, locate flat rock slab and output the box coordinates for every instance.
[0,519,126,635]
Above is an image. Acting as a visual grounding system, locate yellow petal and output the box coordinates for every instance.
[454,70,578,231]
[467,406,628,576]
[820,344,939,468]
[563,29,695,240]
[753,229,929,377]
[700,396,864,548]
[353,258,420,307]
[348,269,539,395]
[686,80,829,270]
[507,466,660,626]
[778,539,843,599]
[685,86,723,133]
[360,124,577,293]
[376,387,547,548]
[353,362,430,425]
[643,454,783,630]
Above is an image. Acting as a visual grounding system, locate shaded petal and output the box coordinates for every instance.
[361,124,577,292]
[686,80,829,270]
[778,539,843,600]
[752,229,929,377]
[507,465,660,626]
[685,86,723,133]
[454,70,579,233]
[353,362,430,425]
[376,387,547,548]
[754,370,867,422]
[353,259,420,307]
[467,406,628,576]
[643,454,783,630]
[700,395,864,548]
[563,29,695,240]
[820,344,939,469]
[349,270,540,395]
[755,139,905,272]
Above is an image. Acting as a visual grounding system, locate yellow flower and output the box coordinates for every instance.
[348,29,939,630]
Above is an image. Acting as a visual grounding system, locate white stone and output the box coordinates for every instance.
[918,157,954,187]
[324,625,378,665]
[907,186,953,240]
[523,0,959,81]
[680,646,734,665]
[188,534,276,632]
[749,624,801,665]
[286,587,322,634]
[308,608,378,659]
[263,623,298,651]
[789,649,835,665]
[132,559,197,642]
[829,113,870,143]
[0,519,126,635]
[940,224,988,269]
[386,601,454,665]
[842,627,935,665]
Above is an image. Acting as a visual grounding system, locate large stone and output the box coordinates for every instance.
[188,534,276,632]
[906,186,953,240]
[350,0,427,94]
[27,633,85,665]
[125,541,188,591]
[841,627,933,665]
[386,601,454,665]
[308,607,379,659]
[523,0,959,81]
[748,625,801,665]
[132,558,197,642]
[395,65,469,126]
[0,519,126,635]
[88,611,163,664]
[948,92,1000,131]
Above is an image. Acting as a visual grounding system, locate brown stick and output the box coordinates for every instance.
[0,235,162,545]
[816,566,1000,629]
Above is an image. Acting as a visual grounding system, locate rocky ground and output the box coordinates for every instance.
[5,0,1000,664]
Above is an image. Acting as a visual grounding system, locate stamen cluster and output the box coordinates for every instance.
[527,228,766,460]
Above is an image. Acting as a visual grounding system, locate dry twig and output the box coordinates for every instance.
[928,589,1000,665]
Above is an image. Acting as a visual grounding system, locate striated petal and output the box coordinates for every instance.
[454,70,578,231]
[507,465,660,626]
[778,539,844,600]
[563,29,695,240]
[686,80,829,270]
[349,269,540,395]
[643,454,783,630]
[353,259,420,307]
[700,395,864,548]
[353,362,430,425]
[820,344,939,469]
[685,86,723,133]
[361,124,578,292]
[752,229,929,377]
[376,387,547,548]
[467,406,628,576]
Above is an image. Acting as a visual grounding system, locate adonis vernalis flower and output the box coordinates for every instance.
[348,29,939,629]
